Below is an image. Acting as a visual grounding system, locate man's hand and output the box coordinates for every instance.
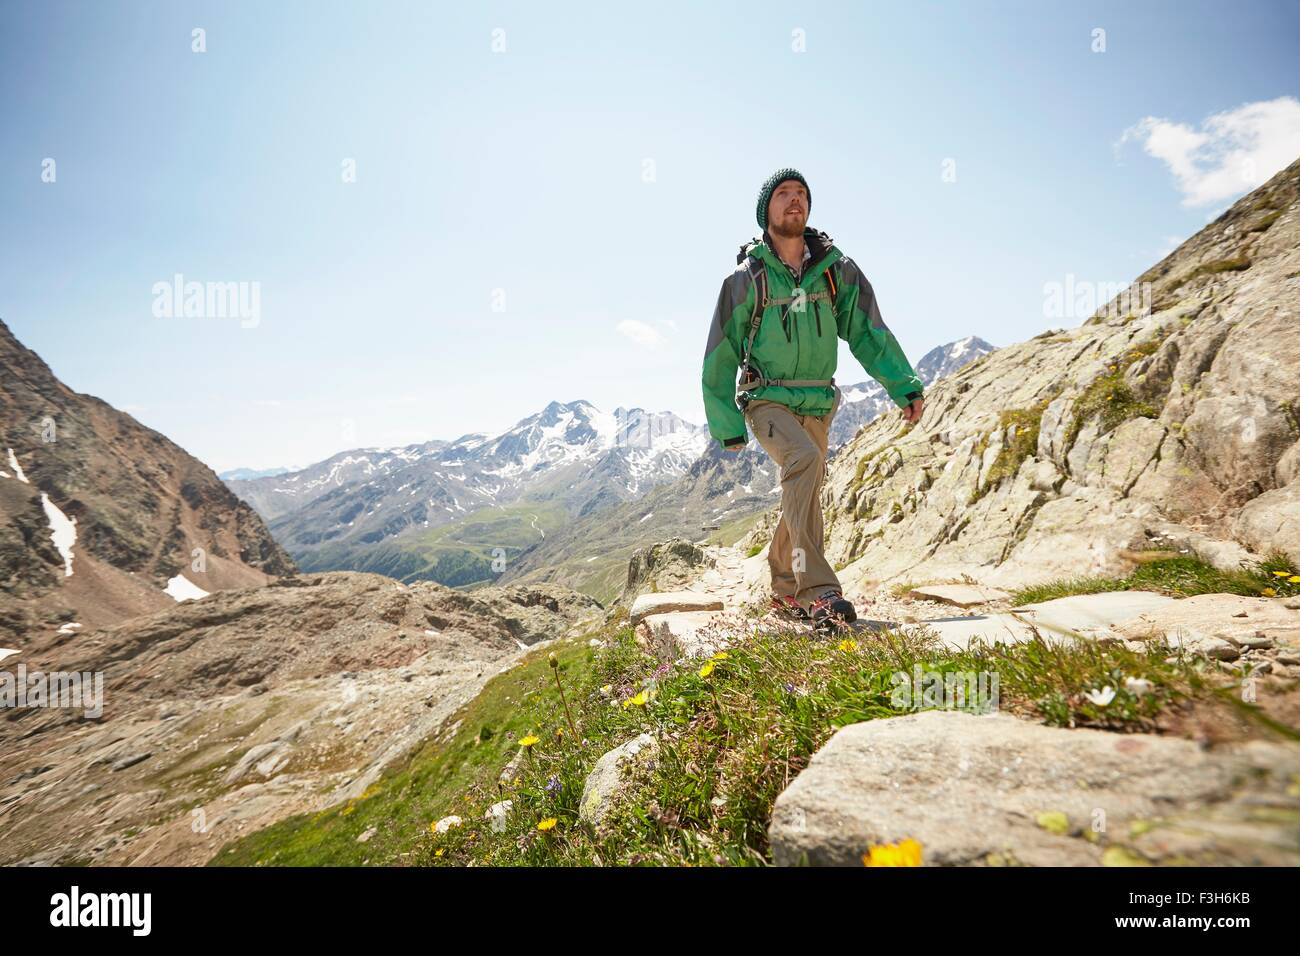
[901,397,924,424]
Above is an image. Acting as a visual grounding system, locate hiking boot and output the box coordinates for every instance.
[808,589,857,630]
[770,594,810,621]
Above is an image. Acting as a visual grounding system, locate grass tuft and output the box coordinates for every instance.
[1063,336,1165,453]
[1010,552,1300,605]
[970,399,1055,502]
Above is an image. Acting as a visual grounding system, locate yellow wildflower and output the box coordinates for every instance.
[1262,588,1277,597]
[698,661,716,678]
[863,838,923,867]
[622,691,649,709]
[434,848,445,858]
[519,734,541,748]
[711,651,730,660]
[1289,575,1300,583]
[838,638,858,653]
[1272,570,1292,577]
[537,817,558,831]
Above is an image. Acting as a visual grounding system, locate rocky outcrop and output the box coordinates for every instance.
[619,539,715,608]
[628,592,724,625]
[741,159,1300,592]
[827,337,995,448]
[769,710,1300,866]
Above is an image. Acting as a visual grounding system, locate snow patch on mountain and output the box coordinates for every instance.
[40,492,76,576]
[6,448,28,483]
[165,574,210,602]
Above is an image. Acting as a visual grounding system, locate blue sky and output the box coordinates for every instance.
[2,0,1297,471]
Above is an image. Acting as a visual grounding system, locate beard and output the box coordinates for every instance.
[768,209,807,239]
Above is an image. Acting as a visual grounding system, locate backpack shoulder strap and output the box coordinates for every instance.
[742,257,767,365]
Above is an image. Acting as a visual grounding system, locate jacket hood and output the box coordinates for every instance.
[736,226,835,265]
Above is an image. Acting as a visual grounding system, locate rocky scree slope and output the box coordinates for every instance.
[0,570,602,866]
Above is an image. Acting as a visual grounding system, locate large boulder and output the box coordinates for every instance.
[1233,479,1300,565]
[620,539,715,606]
[769,711,1300,866]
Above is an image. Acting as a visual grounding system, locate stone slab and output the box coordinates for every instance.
[636,610,732,660]
[1010,591,1177,641]
[908,584,1012,607]
[629,592,724,625]
[904,613,1042,650]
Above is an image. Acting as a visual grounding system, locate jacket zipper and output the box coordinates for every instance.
[777,257,796,342]
[767,236,838,383]
[776,253,802,348]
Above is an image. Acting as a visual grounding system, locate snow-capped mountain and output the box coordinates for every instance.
[915,334,991,382]
[226,440,452,521]
[455,401,706,499]
[225,401,710,573]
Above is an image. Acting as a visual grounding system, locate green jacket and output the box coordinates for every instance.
[701,227,923,449]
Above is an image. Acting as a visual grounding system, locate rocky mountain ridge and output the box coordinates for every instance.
[0,319,295,645]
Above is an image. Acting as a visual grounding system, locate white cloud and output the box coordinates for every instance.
[1117,96,1300,206]
[616,319,666,347]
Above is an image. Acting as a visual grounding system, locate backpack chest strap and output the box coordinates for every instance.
[761,289,833,308]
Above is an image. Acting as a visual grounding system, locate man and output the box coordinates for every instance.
[701,168,925,630]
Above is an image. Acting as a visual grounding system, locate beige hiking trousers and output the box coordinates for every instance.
[744,387,843,607]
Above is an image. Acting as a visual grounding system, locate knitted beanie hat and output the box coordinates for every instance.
[756,167,810,229]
